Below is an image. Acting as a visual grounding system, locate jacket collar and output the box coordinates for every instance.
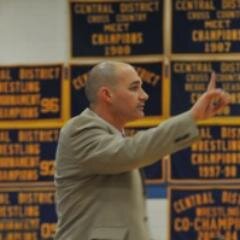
[82,108,124,137]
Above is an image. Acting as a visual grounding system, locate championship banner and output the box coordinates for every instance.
[169,186,240,240]
[70,0,163,58]
[70,62,163,118]
[0,128,59,183]
[0,188,57,240]
[0,64,63,121]
[170,60,240,117]
[125,127,164,184]
[172,0,240,53]
[169,125,240,183]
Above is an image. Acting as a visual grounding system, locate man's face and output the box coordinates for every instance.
[110,65,149,123]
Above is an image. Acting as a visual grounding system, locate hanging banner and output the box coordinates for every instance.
[70,0,163,57]
[170,60,240,117]
[0,188,57,240]
[169,186,240,240]
[172,0,240,53]
[169,125,240,183]
[70,62,163,118]
[0,64,63,121]
[0,128,59,183]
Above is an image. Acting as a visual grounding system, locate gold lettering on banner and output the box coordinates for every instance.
[173,62,212,73]
[115,13,147,22]
[0,193,10,204]
[221,127,240,138]
[222,191,240,204]
[222,0,240,9]
[0,143,40,155]
[175,0,216,11]
[0,170,38,181]
[221,62,240,72]
[0,232,38,240]
[173,61,240,116]
[0,69,12,80]
[0,131,11,142]
[0,219,40,230]
[79,1,156,16]
[204,20,231,28]
[192,29,240,41]
[173,192,215,213]
[135,67,160,86]
[0,107,39,119]
[217,10,240,19]
[0,94,40,105]
[174,0,240,53]
[18,129,59,142]
[0,66,61,120]
[87,14,110,24]
[119,2,159,13]
[74,1,161,57]
[0,191,56,239]
[0,206,39,218]
[40,161,55,176]
[105,45,131,56]
[104,23,129,32]
[0,81,40,93]
[74,3,114,14]
[19,67,60,80]
[18,192,54,204]
[92,33,143,45]
[41,223,56,239]
[0,157,39,168]
[0,129,58,181]
[72,73,88,90]
[191,140,240,152]
[194,219,240,232]
[172,189,240,239]
[189,125,240,178]
[187,11,210,20]
[40,98,59,113]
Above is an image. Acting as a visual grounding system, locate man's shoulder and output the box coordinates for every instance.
[70,108,98,125]
[61,108,108,135]
[63,108,92,126]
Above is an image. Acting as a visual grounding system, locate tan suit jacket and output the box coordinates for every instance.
[54,108,199,240]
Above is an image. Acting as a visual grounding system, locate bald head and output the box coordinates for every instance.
[85,61,133,105]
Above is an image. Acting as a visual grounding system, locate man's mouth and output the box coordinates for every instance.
[137,105,145,110]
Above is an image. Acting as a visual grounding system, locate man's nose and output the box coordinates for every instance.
[140,89,149,101]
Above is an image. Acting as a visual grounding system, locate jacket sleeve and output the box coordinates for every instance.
[71,111,199,174]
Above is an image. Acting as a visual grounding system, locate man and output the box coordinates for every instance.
[54,61,230,240]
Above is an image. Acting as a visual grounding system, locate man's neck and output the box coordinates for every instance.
[90,105,125,132]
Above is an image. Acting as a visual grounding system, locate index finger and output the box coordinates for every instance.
[207,71,216,91]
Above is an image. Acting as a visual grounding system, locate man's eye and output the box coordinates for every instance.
[129,86,139,91]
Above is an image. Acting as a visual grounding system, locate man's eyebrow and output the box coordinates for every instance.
[129,80,142,86]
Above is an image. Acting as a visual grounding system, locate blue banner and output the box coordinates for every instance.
[0,128,59,182]
[170,186,240,240]
[0,65,63,120]
[172,0,240,53]
[70,0,163,57]
[170,125,240,183]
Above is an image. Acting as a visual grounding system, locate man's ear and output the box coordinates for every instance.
[98,86,113,103]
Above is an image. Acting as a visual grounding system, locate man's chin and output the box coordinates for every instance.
[135,111,145,119]
[127,110,145,122]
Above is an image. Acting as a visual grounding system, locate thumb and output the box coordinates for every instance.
[207,72,216,92]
